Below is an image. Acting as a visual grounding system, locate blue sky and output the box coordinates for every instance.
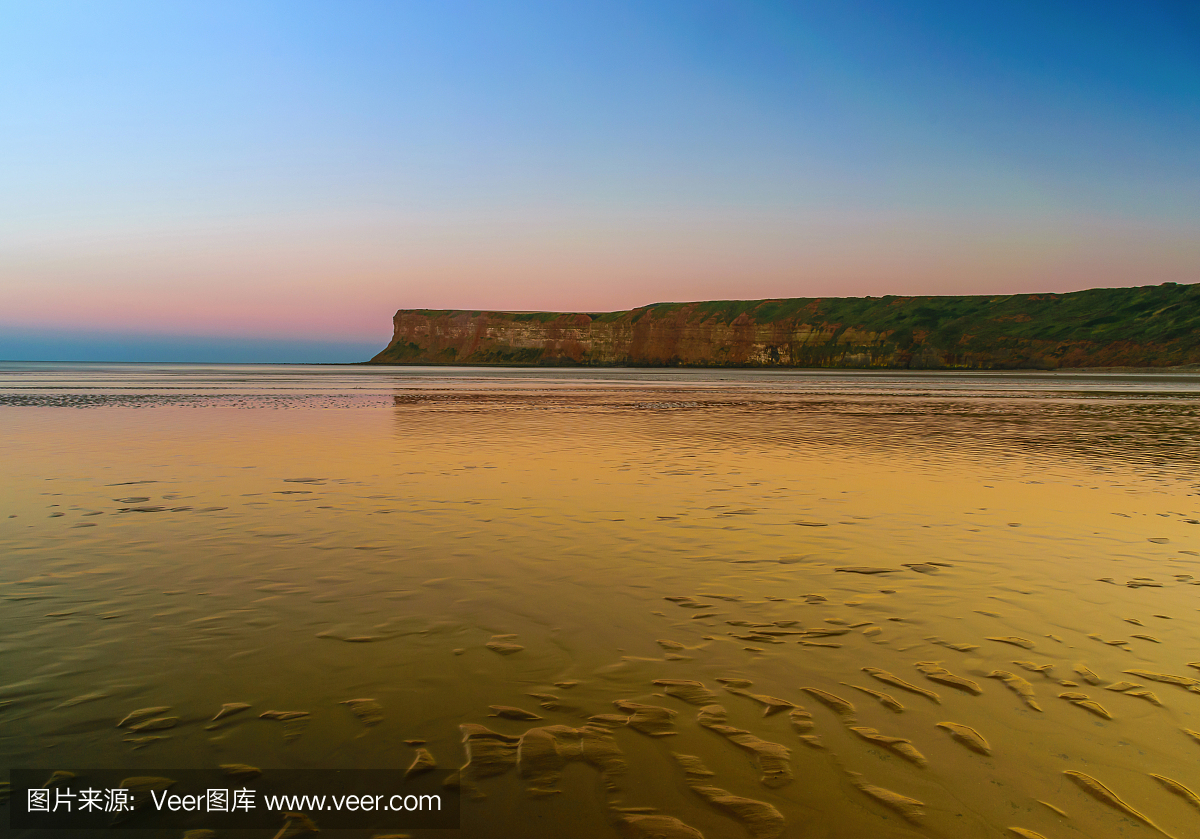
[1,0,1197,361]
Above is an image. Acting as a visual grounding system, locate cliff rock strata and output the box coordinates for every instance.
[370,283,1200,369]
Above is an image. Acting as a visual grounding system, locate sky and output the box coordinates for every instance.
[1,0,1198,361]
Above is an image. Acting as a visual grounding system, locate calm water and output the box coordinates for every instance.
[3,362,1200,838]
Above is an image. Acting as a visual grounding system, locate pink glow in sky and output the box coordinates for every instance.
[4,209,1197,345]
[2,2,1197,360]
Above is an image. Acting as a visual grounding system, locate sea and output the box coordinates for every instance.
[2,361,1200,838]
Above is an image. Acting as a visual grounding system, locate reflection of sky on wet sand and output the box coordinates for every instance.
[2,365,1199,838]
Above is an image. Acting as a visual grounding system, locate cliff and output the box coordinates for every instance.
[369,282,1200,369]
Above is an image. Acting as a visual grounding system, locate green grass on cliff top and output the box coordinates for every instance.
[398,283,1199,348]
[618,282,1200,346]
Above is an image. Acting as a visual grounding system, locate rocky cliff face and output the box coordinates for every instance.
[370,283,1200,369]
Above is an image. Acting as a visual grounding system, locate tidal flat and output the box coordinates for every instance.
[2,362,1200,838]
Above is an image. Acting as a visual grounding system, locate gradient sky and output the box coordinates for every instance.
[2,0,1198,360]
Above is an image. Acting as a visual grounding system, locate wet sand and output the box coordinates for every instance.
[2,363,1200,838]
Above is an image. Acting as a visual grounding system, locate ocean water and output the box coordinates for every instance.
[3,362,1200,838]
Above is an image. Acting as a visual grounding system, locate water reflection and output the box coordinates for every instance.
[1,365,1198,838]
[389,383,1200,478]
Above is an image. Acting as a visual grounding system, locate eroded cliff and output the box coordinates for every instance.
[370,283,1200,369]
